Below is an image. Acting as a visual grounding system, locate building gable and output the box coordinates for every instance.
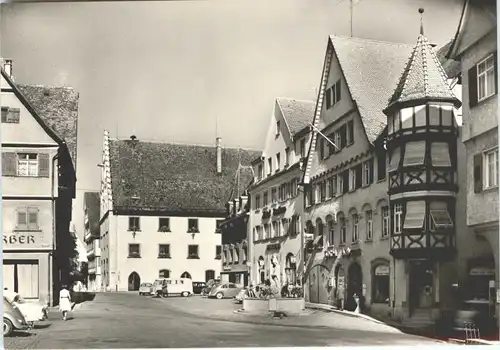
[447,0,497,59]
[1,72,61,146]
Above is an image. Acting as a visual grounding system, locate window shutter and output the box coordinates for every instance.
[494,51,498,94]
[2,152,17,176]
[468,66,478,107]
[335,80,341,102]
[325,88,332,109]
[38,153,50,178]
[388,147,400,172]
[340,125,347,148]
[320,138,325,159]
[473,153,483,193]
[369,158,374,183]
[342,171,349,193]
[355,164,362,189]
[348,120,354,144]
[16,208,27,227]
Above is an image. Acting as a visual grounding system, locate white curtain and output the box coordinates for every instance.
[3,264,15,292]
[17,263,39,299]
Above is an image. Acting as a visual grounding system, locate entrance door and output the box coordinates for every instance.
[309,265,329,304]
[409,260,434,316]
[347,262,362,311]
[128,272,141,291]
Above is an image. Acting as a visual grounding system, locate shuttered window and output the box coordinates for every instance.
[355,164,362,189]
[403,201,426,229]
[388,147,400,172]
[320,138,325,159]
[342,170,349,194]
[16,207,39,231]
[403,141,426,166]
[431,142,451,167]
[334,132,342,152]
[347,120,354,145]
[429,201,453,230]
[335,80,341,103]
[339,125,347,148]
[473,153,483,193]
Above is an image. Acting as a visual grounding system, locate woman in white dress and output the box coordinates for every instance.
[59,285,72,321]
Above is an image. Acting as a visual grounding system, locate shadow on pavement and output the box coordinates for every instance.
[33,323,51,330]
[7,331,35,338]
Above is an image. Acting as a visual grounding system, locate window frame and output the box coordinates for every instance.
[128,243,141,258]
[187,244,199,259]
[393,204,403,234]
[484,147,499,189]
[215,245,222,259]
[187,218,199,233]
[366,210,373,241]
[349,168,356,191]
[128,217,141,231]
[477,54,496,102]
[362,161,370,186]
[158,244,171,258]
[339,217,346,244]
[158,217,171,232]
[352,213,359,242]
[16,153,38,177]
[381,206,390,237]
[16,207,39,231]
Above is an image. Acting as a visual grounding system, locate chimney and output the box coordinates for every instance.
[3,59,12,77]
[240,195,248,212]
[130,135,137,141]
[227,201,234,217]
[233,198,239,216]
[216,137,222,174]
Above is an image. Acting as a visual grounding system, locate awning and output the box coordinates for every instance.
[430,209,453,228]
[403,201,426,229]
[403,141,426,166]
[431,142,451,167]
[388,147,400,172]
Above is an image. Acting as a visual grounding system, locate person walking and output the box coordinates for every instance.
[59,285,72,321]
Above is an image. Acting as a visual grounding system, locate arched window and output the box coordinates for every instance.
[362,204,373,241]
[305,220,314,234]
[348,208,359,243]
[159,269,170,279]
[181,271,192,279]
[315,218,324,248]
[326,214,334,247]
[205,270,215,282]
[285,253,297,285]
[372,261,390,304]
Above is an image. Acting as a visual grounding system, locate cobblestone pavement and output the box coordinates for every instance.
[4,293,446,349]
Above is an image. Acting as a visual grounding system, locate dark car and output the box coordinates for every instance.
[202,279,220,296]
[192,282,207,294]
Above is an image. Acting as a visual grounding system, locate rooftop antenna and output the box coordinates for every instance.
[419,8,424,35]
[350,0,353,37]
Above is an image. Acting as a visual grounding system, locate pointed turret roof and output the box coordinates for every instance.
[384,33,461,115]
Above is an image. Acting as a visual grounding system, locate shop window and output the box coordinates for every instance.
[403,141,426,166]
[372,264,390,304]
[3,261,39,299]
[403,201,426,229]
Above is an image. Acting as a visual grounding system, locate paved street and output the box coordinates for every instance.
[4,293,446,349]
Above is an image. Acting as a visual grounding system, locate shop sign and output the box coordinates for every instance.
[469,267,495,276]
[375,265,390,276]
[3,234,36,245]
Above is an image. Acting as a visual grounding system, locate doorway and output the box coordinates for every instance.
[347,262,362,311]
[409,260,434,316]
[128,272,141,291]
[309,264,329,304]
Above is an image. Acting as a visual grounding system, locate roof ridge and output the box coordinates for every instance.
[329,34,414,48]
[109,138,261,152]
[18,83,77,91]
[276,97,315,104]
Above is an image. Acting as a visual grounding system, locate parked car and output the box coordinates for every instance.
[208,283,241,299]
[202,279,220,296]
[192,282,207,295]
[3,297,28,337]
[152,279,168,297]
[162,278,193,297]
[139,283,153,296]
[7,293,47,329]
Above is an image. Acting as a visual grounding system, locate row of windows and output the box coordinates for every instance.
[128,217,224,233]
[222,246,248,264]
[253,216,300,241]
[253,177,300,209]
[306,159,375,207]
[388,141,452,171]
[387,104,455,134]
[13,207,40,231]
[128,244,222,259]
[319,119,354,160]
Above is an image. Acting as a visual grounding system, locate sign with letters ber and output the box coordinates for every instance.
[3,231,52,250]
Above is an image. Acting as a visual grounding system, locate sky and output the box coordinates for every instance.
[0,0,464,239]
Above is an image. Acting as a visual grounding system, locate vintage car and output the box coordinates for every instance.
[4,291,48,329]
[3,297,28,336]
[208,282,242,299]
[139,283,153,296]
[192,281,207,294]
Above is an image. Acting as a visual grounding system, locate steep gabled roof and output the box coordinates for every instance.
[276,97,315,138]
[108,139,261,215]
[436,40,461,79]
[384,34,461,114]
[302,36,413,184]
[330,36,414,142]
[18,85,79,169]
[84,192,100,236]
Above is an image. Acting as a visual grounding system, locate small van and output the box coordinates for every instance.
[163,278,193,297]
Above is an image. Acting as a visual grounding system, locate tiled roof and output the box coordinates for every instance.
[84,192,100,236]
[108,139,261,214]
[18,85,79,169]
[330,36,414,142]
[277,98,315,137]
[436,40,461,79]
[385,34,461,114]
